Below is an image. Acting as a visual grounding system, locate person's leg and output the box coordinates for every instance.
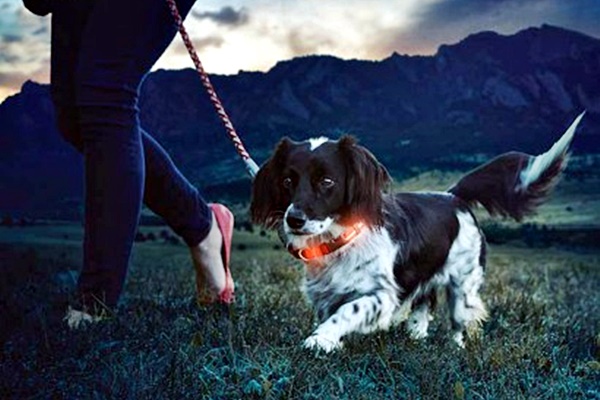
[51,0,212,248]
[50,0,94,151]
[51,0,230,315]
[141,132,231,302]
[70,0,211,309]
[141,131,212,247]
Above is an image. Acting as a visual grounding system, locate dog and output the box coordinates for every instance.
[250,112,585,353]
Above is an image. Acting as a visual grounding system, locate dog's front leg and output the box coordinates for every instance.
[304,292,397,353]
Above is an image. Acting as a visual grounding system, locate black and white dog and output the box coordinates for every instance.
[250,113,584,353]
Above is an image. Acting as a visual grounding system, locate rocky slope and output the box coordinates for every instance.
[1,24,598,217]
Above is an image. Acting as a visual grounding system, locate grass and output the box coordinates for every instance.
[0,222,599,399]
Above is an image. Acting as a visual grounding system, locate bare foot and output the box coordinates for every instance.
[190,211,229,303]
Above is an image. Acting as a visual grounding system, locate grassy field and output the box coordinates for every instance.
[0,221,598,399]
[392,170,600,227]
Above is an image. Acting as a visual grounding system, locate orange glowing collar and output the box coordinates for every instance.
[287,222,365,262]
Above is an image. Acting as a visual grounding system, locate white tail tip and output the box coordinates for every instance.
[520,111,585,189]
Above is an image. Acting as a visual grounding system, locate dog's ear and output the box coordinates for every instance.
[251,137,292,228]
[338,135,390,226]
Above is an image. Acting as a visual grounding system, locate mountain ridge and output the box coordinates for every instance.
[1,24,599,218]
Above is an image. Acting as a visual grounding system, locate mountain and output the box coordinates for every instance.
[1,24,599,218]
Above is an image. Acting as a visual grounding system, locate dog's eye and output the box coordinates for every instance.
[282,177,293,188]
[320,177,335,188]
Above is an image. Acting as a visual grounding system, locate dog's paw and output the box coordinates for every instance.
[452,331,466,349]
[407,313,432,340]
[408,322,429,340]
[406,305,433,340]
[303,334,343,354]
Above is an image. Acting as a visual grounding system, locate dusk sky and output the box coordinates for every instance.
[1,0,599,102]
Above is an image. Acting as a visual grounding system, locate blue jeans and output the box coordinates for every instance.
[50,0,211,309]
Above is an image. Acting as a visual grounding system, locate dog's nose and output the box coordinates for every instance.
[286,208,307,230]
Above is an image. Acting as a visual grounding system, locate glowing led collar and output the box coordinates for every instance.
[287,222,365,262]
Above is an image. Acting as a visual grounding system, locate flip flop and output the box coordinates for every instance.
[208,203,235,304]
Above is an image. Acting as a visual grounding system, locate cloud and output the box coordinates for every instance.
[285,29,337,56]
[170,35,225,58]
[0,71,30,88]
[33,26,48,36]
[381,0,600,56]
[193,36,225,49]
[420,0,545,22]
[155,0,440,74]
[0,64,48,101]
[0,4,51,101]
[2,0,599,103]
[2,33,21,43]
[192,6,250,27]
[0,60,49,83]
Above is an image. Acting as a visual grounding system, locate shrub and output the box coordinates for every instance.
[134,232,146,242]
[2,215,14,227]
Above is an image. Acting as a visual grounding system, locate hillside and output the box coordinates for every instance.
[0,24,599,218]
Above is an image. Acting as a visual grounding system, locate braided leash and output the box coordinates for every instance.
[165,0,259,178]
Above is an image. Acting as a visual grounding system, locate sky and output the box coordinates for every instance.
[1,0,599,102]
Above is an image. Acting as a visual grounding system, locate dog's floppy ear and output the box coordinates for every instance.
[338,135,390,226]
[251,137,292,228]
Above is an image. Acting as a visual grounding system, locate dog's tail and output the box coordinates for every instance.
[448,112,585,221]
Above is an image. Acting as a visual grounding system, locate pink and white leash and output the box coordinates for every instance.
[165,0,259,178]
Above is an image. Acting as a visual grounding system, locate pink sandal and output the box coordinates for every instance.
[208,203,235,304]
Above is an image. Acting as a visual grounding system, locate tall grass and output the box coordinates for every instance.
[0,225,598,399]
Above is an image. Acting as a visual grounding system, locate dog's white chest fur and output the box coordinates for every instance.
[303,228,400,321]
